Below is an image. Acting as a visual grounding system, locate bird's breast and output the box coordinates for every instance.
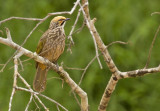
[42,28,66,62]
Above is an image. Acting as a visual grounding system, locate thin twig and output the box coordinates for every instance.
[0,52,15,72]
[144,25,160,68]
[8,53,21,111]
[79,3,103,69]
[64,66,85,71]
[34,94,49,111]
[8,88,16,111]
[0,30,4,35]
[18,58,24,71]
[151,12,160,16]
[22,58,32,62]
[33,97,40,111]
[81,1,120,110]
[15,65,68,111]
[78,55,97,85]
[56,105,60,111]
[107,41,128,48]
[25,94,33,111]
[0,1,88,109]
[16,87,68,111]
[73,20,86,34]
[72,92,81,109]
[67,7,82,44]
[0,0,81,72]
[0,17,42,25]
[48,0,80,15]
[47,76,63,81]
[67,9,81,53]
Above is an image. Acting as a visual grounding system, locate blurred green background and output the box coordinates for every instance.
[0,0,160,111]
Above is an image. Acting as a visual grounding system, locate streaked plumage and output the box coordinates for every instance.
[33,16,70,92]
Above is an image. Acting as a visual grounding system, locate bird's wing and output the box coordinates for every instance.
[36,39,46,55]
[36,31,49,55]
[35,33,47,68]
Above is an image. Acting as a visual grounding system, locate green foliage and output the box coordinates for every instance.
[0,0,160,111]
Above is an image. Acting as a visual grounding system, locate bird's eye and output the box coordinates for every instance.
[58,21,62,24]
[58,19,65,26]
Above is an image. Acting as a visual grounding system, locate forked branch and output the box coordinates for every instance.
[0,28,88,111]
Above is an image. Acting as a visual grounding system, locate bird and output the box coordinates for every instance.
[33,16,70,92]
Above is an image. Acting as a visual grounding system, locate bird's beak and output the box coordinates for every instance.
[64,18,70,21]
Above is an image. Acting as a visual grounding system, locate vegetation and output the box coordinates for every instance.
[0,0,160,110]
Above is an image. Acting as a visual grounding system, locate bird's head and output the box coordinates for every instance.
[49,16,70,29]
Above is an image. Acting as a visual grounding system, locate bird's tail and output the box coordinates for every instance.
[33,63,48,92]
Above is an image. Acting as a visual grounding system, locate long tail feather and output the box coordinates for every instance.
[33,63,48,92]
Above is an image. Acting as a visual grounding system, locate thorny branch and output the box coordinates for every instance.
[107,41,128,48]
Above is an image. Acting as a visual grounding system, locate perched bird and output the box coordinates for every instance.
[33,16,70,92]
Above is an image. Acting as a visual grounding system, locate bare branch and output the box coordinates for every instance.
[5,27,12,42]
[80,1,117,74]
[16,87,68,111]
[72,92,81,109]
[81,0,123,110]
[0,0,81,72]
[0,29,88,111]
[73,20,86,34]
[120,65,160,78]
[48,0,80,15]
[98,64,160,111]
[79,3,103,69]
[33,94,49,111]
[151,12,160,16]
[0,52,13,72]
[18,58,24,71]
[144,25,160,68]
[0,30,4,35]
[56,105,60,111]
[67,8,82,54]
[67,8,81,44]
[64,66,85,71]
[8,53,22,111]
[2,0,159,110]
[70,0,81,14]
[0,28,14,72]
[47,76,63,81]
[79,55,97,85]
[33,97,40,111]
[17,71,67,111]
[0,17,42,25]
[25,94,33,111]
[58,68,88,111]
[8,88,16,111]
[107,41,128,48]
[98,74,118,111]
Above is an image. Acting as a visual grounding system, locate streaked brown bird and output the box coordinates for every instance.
[33,16,70,92]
